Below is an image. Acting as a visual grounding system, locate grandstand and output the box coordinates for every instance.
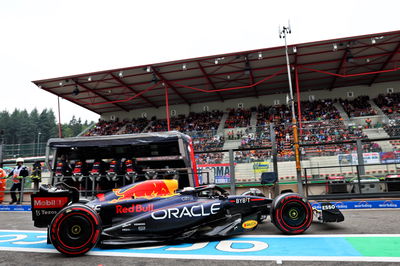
[30,30,400,185]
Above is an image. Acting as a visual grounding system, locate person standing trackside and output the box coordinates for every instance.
[0,168,7,204]
[8,158,29,204]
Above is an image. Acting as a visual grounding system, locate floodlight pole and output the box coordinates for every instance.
[279,24,303,195]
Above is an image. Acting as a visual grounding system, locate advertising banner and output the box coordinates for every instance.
[338,153,380,165]
[197,163,233,184]
[380,151,400,163]
[312,199,400,210]
[253,161,270,173]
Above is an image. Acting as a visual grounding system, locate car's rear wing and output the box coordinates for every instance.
[31,183,79,228]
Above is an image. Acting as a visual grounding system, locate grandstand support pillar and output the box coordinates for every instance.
[164,84,171,131]
[356,140,365,175]
[270,123,279,195]
[295,67,303,135]
[229,149,236,194]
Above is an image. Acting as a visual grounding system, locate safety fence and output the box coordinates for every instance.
[1,142,47,159]
[303,163,400,200]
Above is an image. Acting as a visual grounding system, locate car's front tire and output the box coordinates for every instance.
[271,193,312,234]
[49,204,101,256]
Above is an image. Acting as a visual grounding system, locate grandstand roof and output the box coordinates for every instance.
[33,30,400,114]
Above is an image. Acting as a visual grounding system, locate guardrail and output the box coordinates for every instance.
[303,162,400,200]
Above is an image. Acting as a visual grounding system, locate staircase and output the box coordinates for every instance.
[77,122,95,136]
[369,100,390,124]
[116,124,128,134]
[362,128,393,152]
[249,112,258,133]
[333,102,350,126]
[142,120,154,132]
[217,112,229,135]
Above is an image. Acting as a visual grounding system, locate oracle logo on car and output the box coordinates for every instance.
[33,197,69,209]
[151,203,221,220]
[116,204,154,214]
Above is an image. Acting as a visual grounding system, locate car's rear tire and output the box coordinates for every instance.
[49,204,101,256]
[271,193,312,234]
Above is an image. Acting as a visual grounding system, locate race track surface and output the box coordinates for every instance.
[0,209,399,266]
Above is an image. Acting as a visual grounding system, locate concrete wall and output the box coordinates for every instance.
[101,81,400,121]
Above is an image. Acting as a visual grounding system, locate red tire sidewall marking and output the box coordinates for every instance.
[55,212,95,250]
[279,199,311,229]
[51,206,100,253]
[274,195,312,233]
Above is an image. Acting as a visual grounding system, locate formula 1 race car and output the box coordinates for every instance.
[31,179,344,256]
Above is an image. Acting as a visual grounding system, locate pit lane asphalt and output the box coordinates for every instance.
[0,209,399,266]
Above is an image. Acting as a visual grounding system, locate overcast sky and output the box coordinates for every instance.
[0,0,398,123]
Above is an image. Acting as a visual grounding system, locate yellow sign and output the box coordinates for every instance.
[242,220,258,229]
[253,161,270,173]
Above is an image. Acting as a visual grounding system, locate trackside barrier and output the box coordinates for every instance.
[303,162,400,200]
[311,200,400,210]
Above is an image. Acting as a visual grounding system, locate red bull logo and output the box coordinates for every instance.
[110,179,178,203]
[116,204,154,214]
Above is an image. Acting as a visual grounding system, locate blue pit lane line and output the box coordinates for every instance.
[0,230,400,262]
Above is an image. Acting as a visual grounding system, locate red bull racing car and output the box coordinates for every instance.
[32,179,344,256]
[31,132,344,256]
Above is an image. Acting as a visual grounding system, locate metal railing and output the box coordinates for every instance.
[303,163,400,200]
[2,142,47,159]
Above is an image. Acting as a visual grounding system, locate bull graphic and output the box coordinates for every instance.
[110,180,178,202]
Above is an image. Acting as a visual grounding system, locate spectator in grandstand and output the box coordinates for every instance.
[224,108,252,128]
[85,118,127,136]
[365,117,372,128]
[374,93,400,120]
[340,96,377,117]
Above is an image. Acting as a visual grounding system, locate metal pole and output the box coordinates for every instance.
[57,97,63,138]
[165,84,171,131]
[229,149,236,194]
[280,24,303,195]
[356,140,365,175]
[270,123,280,196]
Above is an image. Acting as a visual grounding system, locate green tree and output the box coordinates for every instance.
[38,109,57,141]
